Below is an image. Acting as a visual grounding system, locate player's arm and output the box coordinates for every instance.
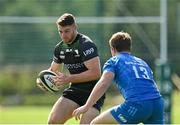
[48,61,63,73]
[49,42,64,72]
[36,43,64,90]
[72,71,114,120]
[68,38,101,83]
[68,56,101,83]
[53,56,101,85]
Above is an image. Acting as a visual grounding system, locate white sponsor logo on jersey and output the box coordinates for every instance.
[83,48,94,56]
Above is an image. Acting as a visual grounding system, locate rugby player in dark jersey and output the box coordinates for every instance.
[37,13,105,124]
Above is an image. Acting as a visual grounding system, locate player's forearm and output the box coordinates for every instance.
[49,61,62,73]
[85,78,110,108]
[85,72,113,108]
[67,56,101,84]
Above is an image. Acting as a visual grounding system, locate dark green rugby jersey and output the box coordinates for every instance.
[53,33,99,91]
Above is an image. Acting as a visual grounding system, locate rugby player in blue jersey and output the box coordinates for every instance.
[73,31,164,124]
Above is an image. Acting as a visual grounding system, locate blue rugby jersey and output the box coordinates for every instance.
[103,52,161,101]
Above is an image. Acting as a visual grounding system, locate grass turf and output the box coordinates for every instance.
[0,91,180,124]
[0,105,79,124]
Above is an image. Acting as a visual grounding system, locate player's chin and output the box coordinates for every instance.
[62,38,69,43]
[63,38,73,43]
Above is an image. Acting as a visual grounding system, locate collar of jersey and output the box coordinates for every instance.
[119,51,131,55]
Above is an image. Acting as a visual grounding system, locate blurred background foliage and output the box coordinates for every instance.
[0,0,179,106]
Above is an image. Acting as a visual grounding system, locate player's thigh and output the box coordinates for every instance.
[48,96,79,123]
[90,109,118,124]
[80,107,99,124]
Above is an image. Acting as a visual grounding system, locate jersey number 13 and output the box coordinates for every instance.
[132,65,150,79]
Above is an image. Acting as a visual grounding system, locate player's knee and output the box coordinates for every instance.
[48,113,65,124]
[48,115,58,124]
[90,117,100,124]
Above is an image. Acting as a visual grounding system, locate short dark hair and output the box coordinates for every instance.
[56,13,75,26]
[109,31,132,52]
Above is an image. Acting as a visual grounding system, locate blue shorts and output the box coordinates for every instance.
[110,97,164,124]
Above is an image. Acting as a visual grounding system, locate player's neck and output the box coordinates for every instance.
[68,32,78,45]
[116,51,131,55]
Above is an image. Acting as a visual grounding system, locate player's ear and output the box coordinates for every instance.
[74,23,78,30]
[111,47,116,56]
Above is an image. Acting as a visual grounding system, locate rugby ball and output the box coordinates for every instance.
[37,70,59,93]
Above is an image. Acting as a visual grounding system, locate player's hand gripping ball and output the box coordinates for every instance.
[36,70,59,93]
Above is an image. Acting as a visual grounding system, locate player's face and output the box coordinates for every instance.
[57,24,77,43]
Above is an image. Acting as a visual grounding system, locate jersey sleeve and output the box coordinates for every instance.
[53,44,62,64]
[81,40,98,62]
[103,57,116,74]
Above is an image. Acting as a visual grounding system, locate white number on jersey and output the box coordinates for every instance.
[132,65,150,79]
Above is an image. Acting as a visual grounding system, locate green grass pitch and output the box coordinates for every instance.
[0,91,180,124]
